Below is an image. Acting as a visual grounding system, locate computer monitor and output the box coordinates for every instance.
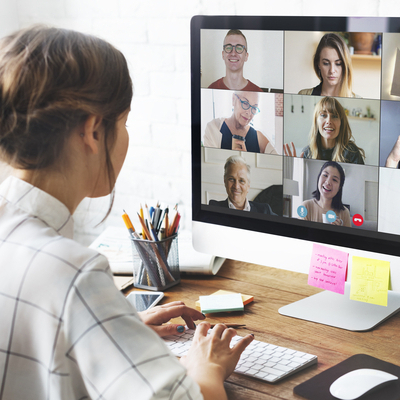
[191,15,400,331]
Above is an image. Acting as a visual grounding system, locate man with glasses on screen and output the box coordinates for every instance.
[209,155,276,214]
[208,29,263,92]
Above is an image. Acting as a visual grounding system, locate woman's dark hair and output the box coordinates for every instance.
[312,161,346,210]
[0,25,133,217]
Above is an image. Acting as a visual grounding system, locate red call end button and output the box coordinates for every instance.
[352,214,364,226]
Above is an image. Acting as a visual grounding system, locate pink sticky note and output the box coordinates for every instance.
[308,243,349,294]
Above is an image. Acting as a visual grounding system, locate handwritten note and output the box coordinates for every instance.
[350,256,390,306]
[308,244,348,294]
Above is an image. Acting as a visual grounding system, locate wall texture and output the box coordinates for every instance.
[0,0,399,246]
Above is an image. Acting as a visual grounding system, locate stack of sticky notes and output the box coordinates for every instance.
[197,290,254,314]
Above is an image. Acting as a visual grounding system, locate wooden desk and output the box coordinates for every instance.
[127,259,400,399]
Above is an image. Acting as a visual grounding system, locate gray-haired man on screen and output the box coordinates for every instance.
[209,155,275,214]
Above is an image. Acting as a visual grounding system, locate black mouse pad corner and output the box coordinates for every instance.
[294,354,400,400]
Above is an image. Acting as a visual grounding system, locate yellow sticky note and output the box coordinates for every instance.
[350,256,390,306]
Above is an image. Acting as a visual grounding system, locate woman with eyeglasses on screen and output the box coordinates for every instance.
[203,91,277,153]
[298,32,360,98]
[284,96,365,164]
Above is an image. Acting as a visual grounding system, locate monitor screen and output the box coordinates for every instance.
[191,16,400,330]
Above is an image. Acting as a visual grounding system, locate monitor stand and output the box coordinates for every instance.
[279,282,400,331]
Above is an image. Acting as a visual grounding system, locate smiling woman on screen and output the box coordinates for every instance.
[284,96,365,164]
[203,91,277,154]
[301,161,351,227]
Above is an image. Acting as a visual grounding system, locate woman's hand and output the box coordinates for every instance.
[284,142,304,158]
[232,137,247,151]
[138,301,205,337]
[180,322,254,400]
[386,135,400,168]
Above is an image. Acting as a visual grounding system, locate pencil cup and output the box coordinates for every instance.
[131,234,180,291]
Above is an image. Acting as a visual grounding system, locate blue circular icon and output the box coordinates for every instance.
[297,205,308,218]
[326,210,337,223]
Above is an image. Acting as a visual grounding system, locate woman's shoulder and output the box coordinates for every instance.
[206,117,225,128]
[302,198,317,208]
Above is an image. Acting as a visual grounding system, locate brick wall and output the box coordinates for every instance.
[0,0,395,246]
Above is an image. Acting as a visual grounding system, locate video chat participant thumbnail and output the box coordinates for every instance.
[299,161,351,227]
[209,155,276,215]
[208,29,263,92]
[284,96,365,164]
[203,90,279,154]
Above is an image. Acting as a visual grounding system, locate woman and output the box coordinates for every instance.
[298,33,359,98]
[203,91,277,154]
[0,26,253,400]
[301,161,351,227]
[284,97,365,164]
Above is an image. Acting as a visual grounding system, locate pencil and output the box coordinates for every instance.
[137,213,152,240]
[122,210,140,239]
[140,204,146,239]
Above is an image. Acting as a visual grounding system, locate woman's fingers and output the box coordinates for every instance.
[284,142,297,157]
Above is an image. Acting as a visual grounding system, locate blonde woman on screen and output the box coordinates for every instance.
[298,33,360,98]
[284,97,365,164]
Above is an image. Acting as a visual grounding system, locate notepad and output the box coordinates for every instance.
[195,290,254,309]
[350,256,390,306]
[199,293,244,314]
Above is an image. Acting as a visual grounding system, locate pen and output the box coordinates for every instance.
[209,324,246,328]
[157,207,168,233]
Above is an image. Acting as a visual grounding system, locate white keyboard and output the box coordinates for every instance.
[163,329,318,383]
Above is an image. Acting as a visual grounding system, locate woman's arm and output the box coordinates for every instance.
[204,119,222,148]
[386,135,400,168]
[257,131,279,154]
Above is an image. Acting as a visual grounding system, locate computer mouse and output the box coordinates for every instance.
[329,368,398,400]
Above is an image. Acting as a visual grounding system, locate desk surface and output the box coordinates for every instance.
[127,259,400,400]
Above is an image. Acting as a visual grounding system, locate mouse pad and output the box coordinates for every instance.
[293,354,400,400]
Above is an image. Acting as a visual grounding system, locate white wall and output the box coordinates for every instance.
[0,0,398,248]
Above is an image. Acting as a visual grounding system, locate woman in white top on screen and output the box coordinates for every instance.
[203,91,277,154]
[301,161,351,227]
[284,97,365,164]
[298,33,359,98]
[0,26,253,400]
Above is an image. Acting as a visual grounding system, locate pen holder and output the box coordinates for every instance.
[130,234,180,291]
